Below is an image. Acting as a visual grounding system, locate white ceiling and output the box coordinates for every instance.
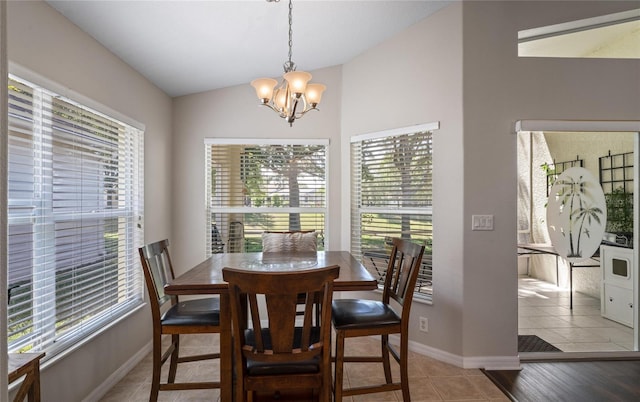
[46,0,452,97]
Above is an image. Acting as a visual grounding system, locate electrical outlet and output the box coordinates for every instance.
[419,316,428,332]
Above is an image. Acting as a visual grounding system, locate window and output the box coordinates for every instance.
[205,139,327,254]
[599,150,634,240]
[7,75,144,357]
[350,123,437,301]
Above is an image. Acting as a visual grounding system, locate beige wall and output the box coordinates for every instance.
[340,3,467,360]
[6,1,172,400]
[460,0,639,360]
[170,65,343,272]
[342,0,639,367]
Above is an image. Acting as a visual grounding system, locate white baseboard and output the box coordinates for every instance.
[462,355,522,371]
[387,335,522,371]
[82,341,152,402]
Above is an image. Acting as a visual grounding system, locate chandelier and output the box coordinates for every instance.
[251,0,326,127]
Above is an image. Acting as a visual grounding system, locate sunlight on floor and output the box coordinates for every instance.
[519,276,634,352]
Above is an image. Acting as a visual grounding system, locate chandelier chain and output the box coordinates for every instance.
[288,0,293,68]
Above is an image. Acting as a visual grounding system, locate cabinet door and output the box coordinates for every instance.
[602,283,633,328]
[601,246,633,288]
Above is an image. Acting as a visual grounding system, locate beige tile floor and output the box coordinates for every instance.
[98,276,635,401]
[518,276,634,352]
[99,335,509,402]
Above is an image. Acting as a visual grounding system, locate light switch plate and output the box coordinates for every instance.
[472,214,494,231]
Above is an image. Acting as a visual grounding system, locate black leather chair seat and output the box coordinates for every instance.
[332,299,401,330]
[244,327,321,376]
[161,297,221,326]
[246,356,320,376]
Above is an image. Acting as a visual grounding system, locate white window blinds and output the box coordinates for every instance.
[205,140,327,254]
[7,75,144,356]
[351,126,435,300]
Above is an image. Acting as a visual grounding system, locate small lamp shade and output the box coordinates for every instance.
[251,78,278,103]
[273,87,288,111]
[283,71,312,96]
[304,83,326,106]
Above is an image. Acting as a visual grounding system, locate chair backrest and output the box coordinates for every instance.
[382,238,425,316]
[261,230,318,252]
[222,265,339,366]
[139,239,177,316]
[211,224,225,254]
[228,221,245,253]
[8,284,20,305]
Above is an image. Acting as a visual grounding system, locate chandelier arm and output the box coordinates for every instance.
[289,96,300,120]
[292,95,308,117]
[259,103,280,113]
[295,103,320,119]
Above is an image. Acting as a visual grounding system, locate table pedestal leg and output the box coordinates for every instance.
[569,262,573,310]
[219,293,233,402]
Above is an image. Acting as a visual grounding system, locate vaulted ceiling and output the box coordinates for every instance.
[47,0,451,97]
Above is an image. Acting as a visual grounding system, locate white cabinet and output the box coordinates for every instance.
[602,283,634,327]
[600,245,634,327]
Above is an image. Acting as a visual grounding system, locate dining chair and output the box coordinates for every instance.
[211,223,225,254]
[332,237,425,401]
[222,264,340,402]
[138,239,221,402]
[228,220,245,252]
[262,230,321,320]
[8,284,20,305]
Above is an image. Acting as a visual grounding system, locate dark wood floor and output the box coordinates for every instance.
[483,360,640,402]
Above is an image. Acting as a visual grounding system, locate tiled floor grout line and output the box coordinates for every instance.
[100,335,509,401]
[518,275,634,352]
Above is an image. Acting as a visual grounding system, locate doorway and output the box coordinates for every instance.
[516,120,639,358]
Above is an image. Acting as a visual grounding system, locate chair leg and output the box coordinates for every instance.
[168,334,180,383]
[400,335,411,402]
[319,363,330,402]
[381,334,392,384]
[150,334,162,402]
[333,330,346,402]
[321,326,331,402]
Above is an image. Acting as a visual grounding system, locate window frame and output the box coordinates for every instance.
[6,70,145,359]
[204,138,329,255]
[350,122,438,302]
